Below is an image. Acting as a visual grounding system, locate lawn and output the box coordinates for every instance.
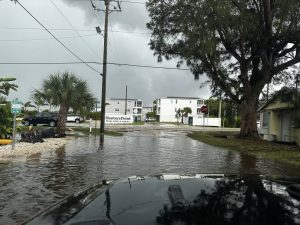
[188,131,300,168]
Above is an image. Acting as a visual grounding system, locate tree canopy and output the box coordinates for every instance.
[146,0,300,137]
[35,72,95,136]
[0,77,18,96]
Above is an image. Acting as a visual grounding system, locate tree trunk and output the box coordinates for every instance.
[57,105,68,137]
[238,100,259,138]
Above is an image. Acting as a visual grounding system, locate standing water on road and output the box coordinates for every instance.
[0,131,295,224]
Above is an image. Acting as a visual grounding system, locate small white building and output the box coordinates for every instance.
[156,97,205,123]
[105,98,143,122]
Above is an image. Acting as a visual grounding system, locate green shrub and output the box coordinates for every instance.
[0,103,13,138]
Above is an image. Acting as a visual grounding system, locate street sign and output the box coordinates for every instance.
[11,98,22,114]
[200,105,209,114]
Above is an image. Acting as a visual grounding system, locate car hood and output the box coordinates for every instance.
[23,174,300,225]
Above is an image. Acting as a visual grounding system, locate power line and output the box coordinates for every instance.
[49,0,101,60]
[0,61,190,71]
[14,0,101,75]
[84,0,146,4]
[90,0,104,26]
[0,26,151,35]
[0,34,98,42]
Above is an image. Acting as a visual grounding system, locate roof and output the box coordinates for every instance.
[160,96,204,100]
[258,87,298,112]
[106,98,142,101]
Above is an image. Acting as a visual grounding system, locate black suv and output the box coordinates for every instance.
[22,112,58,127]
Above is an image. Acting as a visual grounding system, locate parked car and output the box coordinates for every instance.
[22,112,58,127]
[67,114,84,123]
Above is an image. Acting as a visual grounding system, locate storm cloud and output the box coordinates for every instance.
[0,0,210,107]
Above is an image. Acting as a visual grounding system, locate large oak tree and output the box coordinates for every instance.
[146,0,300,137]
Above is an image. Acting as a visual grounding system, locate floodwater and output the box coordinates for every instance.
[0,131,298,224]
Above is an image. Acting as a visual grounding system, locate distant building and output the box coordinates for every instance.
[105,98,143,122]
[156,97,205,123]
[156,96,221,126]
[142,106,153,121]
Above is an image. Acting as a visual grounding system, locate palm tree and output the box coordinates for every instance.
[176,107,192,123]
[31,90,47,112]
[35,72,95,136]
[23,101,36,112]
[0,77,18,96]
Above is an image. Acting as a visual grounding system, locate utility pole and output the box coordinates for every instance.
[125,85,128,115]
[100,0,109,134]
[92,0,121,134]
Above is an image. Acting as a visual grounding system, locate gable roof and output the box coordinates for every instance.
[258,87,298,112]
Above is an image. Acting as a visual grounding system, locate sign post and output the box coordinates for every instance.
[11,98,22,150]
[200,105,209,130]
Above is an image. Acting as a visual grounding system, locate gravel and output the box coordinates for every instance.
[0,137,72,159]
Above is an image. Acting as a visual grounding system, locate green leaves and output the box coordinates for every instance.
[0,77,18,96]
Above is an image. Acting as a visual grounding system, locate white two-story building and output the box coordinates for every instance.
[105,98,143,122]
[156,97,205,123]
[156,96,221,127]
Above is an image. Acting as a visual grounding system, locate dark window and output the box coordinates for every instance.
[262,112,270,128]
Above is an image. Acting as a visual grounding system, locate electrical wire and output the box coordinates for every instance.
[0,34,98,42]
[90,0,105,26]
[0,26,151,35]
[83,0,146,4]
[49,0,101,60]
[0,61,190,71]
[14,0,101,75]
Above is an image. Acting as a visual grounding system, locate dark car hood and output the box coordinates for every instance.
[23,174,300,225]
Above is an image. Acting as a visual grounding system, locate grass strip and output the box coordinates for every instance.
[188,131,300,168]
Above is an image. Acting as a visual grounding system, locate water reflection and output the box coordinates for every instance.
[0,131,299,224]
[156,174,299,225]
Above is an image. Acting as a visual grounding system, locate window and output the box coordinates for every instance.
[117,101,119,104]
[190,100,192,103]
[115,108,119,112]
[197,108,201,115]
[197,100,203,105]
[171,99,173,104]
[175,99,177,104]
[262,112,270,128]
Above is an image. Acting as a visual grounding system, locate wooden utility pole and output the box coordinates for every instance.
[100,0,110,134]
[125,85,127,115]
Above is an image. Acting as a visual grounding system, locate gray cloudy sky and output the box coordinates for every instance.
[0,0,210,106]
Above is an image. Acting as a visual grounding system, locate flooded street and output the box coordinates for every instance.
[0,130,297,224]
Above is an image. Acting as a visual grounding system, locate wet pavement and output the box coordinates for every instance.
[0,130,298,224]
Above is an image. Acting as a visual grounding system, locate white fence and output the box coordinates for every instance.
[192,117,221,127]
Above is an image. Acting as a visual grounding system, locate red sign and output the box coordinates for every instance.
[200,105,208,114]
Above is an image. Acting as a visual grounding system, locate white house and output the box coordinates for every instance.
[105,98,143,122]
[156,97,205,123]
[156,96,221,127]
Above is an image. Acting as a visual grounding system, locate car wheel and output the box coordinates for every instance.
[49,121,56,127]
[24,121,30,126]
[75,119,80,124]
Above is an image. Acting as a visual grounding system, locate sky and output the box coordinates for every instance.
[0,0,210,107]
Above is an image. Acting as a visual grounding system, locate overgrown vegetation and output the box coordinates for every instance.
[188,131,300,168]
